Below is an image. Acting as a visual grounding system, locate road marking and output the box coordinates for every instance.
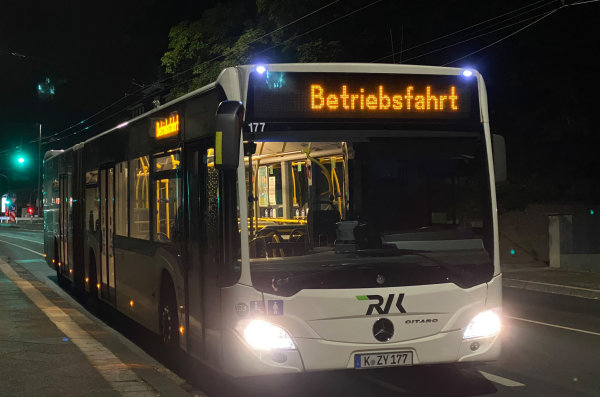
[0,238,44,256]
[508,316,600,337]
[504,278,600,293]
[478,371,525,387]
[0,233,44,244]
[15,259,46,264]
[0,259,157,396]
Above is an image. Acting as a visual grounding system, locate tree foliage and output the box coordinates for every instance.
[161,0,344,98]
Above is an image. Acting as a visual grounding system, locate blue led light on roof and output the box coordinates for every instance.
[462,69,474,77]
[255,65,266,74]
[265,71,286,89]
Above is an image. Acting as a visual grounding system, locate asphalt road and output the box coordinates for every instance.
[1,224,599,397]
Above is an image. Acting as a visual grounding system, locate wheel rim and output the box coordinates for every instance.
[161,304,175,343]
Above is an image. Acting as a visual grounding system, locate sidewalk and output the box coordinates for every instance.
[0,257,196,397]
[501,262,600,300]
[0,222,43,231]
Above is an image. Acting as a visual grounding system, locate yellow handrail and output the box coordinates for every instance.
[156,180,160,236]
[253,217,307,225]
[291,163,298,206]
[164,179,170,239]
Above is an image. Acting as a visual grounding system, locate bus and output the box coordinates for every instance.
[43,63,505,376]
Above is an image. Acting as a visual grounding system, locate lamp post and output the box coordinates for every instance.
[37,123,42,216]
[0,173,9,195]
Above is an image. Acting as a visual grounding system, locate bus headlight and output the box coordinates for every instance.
[243,320,296,350]
[463,310,501,339]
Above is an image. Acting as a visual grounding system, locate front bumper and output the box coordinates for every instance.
[222,326,500,376]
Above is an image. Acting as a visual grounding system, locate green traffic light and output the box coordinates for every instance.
[14,152,28,166]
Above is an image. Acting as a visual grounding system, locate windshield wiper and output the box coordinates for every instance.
[270,261,374,292]
[355,247,431,257]
[270,249,443,292]
[353,247,473,287]
[270,245,491,293]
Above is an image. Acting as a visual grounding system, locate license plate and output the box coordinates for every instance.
[354,351,413,369]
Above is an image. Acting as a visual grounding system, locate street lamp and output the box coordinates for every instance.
[37,123,42,216]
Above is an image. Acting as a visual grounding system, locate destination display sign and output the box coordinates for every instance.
[246,72,479,123]
[155,113,180,139]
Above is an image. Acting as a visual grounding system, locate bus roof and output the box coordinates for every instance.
[236,62,474,77]
[44,63,484,162]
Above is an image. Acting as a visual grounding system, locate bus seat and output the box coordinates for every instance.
[308,209,340,247]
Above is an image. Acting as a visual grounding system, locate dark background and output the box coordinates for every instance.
[1,0,598,210]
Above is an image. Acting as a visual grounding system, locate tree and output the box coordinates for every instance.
[160,0,343,98]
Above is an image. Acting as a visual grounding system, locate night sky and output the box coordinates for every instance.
[1,0,599,206]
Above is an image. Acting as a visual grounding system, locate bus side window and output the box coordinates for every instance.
[115,161,129,236]
[130,156,150,240]
[154,150,182,242]
[85,170,99,233]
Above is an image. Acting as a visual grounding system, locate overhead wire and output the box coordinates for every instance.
[252,0,384,57]
[13,0,595,150]
[36,0,379,147]
[441,1,594,65]
[35,0,342,146]
[442,10,560,65]
[569,0,600,5]
[371,0,558,63]
[138,0,342,88]
[162,0,384,97]
[400,8,558,65]
[40,93,139,143]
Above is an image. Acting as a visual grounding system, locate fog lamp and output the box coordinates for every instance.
[243,320,296,350]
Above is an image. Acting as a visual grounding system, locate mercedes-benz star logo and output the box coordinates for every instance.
[372,318,394,342]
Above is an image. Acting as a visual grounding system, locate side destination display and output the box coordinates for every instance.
[246,71,479,122]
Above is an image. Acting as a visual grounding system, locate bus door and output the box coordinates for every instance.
[185,141,222,363]
[99,166,116,304]
[58,174,69,272]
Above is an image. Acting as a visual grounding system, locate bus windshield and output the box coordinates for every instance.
[245,135,494,296]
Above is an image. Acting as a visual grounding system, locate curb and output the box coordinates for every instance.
[503,278,600,300]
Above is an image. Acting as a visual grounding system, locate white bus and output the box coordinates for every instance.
[44,63,504,376]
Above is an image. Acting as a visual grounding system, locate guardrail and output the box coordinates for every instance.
[0,217,44,224]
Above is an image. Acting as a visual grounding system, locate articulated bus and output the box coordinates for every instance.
[43,63,505,376]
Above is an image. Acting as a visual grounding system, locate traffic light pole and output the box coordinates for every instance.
[37,123,42,216]
[0,174,8,194]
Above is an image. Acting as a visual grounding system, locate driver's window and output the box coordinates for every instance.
[246,142,348,258]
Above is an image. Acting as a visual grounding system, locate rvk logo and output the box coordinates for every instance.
[356,294,406,315]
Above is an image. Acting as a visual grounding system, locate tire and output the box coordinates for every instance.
[159,281,179,347]
[56,266,70,288]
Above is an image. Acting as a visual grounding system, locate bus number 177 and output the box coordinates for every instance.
[248,122,265,132]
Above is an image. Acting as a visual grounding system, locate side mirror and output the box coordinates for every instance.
[492,134,507,183]
[215,101,244,170]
